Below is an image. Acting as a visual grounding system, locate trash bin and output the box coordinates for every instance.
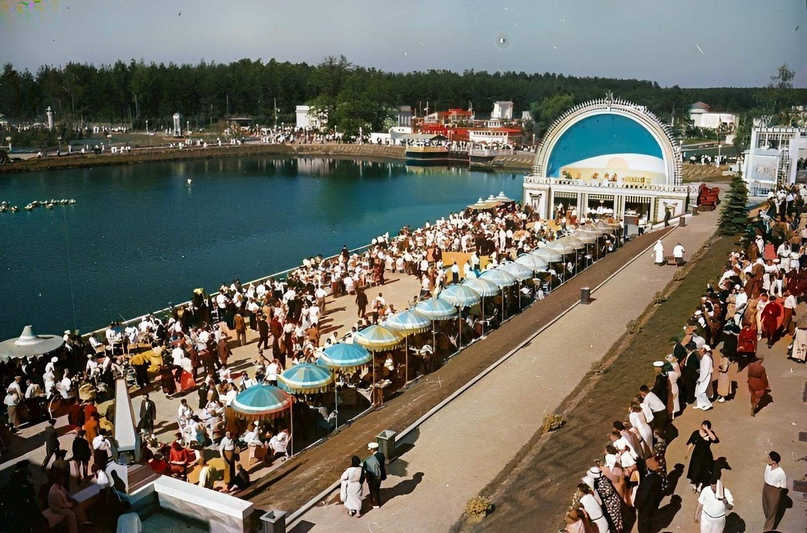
[260,510,286,533]
[580,287,591,305]
[376,430,397,462]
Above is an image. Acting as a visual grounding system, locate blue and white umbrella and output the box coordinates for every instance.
[462,277,501,298]
[515,253,549,273]
[383,309,432,335]
[229,385,292,420]
[318,343,372,370]
[498,261,534,282]
[479,268,518,288]
[415,298,458,320]
[531,247,564,263]
[278,363,334,394]
[438,284,481,308]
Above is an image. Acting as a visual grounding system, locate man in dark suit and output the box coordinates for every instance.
[41,418,59,468]
[138,394,157,434]
[635,458,664,533]
[363,442,387,509]
[257,314,270,356]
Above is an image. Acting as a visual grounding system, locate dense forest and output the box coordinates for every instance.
[0,56,803,144]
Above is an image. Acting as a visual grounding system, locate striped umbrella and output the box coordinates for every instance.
[480,268,518,320]
[498,261,534,282]
[354,324,402,352]
[383,309,431,382]
[438,284,481,308]
[546,239,577,255]
[229,385,292,420]
[415,298,458,320]
[383,309,431,335]
[515,253,549,273]
[462,277,501,297]
[479,268,518,288]
[318,343,372,370]
[278,363,334,394]
[531,247,564,263]
[462,277,501,337]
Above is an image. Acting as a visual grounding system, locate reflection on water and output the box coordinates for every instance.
[0,157,524,339]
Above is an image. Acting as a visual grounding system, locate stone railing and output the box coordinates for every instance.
[523,176,691,194]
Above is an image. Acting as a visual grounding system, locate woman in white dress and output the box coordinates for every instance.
[340,455,365,517]
[791,324,807,363]
[629,403,653,457]
[652,240,665,266]
[576,483,608,533]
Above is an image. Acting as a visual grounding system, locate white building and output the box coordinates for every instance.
[491,101,514,120]
[742,126,807,193]
[296,105,324,130]
[524,97,689,225]
[689,102,738,131]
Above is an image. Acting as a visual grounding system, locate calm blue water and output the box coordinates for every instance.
[0,158,524,340]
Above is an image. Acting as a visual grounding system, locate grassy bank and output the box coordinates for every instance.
[467,230,737,531]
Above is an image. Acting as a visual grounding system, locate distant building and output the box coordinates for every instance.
[296,105,324,130]
[397,106,412,128]
[524,97,688,226]
[491,101,514,120]
[742,126,807,193]
[423,108,474,125]
[689,102,738,131]
[228,117,253,132]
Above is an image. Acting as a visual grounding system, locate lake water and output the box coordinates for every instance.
[0,157,524,340]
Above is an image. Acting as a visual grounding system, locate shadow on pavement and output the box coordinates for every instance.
[383,471,424,503]
[653,494,682,530]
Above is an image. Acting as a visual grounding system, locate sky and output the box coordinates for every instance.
[1,0,805,88]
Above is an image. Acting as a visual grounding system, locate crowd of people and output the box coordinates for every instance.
[562,185,806,532]
[1,193,639,531]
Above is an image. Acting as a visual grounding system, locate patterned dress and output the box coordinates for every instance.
[653,438,669,494]
[594,475,624,533]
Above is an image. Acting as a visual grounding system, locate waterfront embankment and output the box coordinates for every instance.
[0,142,538,174]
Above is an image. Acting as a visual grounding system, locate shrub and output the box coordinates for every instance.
[465,495,494,523]
[541,413,567,433]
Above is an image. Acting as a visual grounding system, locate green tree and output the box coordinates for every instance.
[718,174,749,236]
[530,93,574,137]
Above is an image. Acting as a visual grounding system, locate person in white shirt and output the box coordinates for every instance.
[576,483,608,533]
[695,479,733,532]
[673,243,686,266]
[762,451,787,530]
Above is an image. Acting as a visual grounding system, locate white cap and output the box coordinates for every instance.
[653,361,664,367]
[368,442,379,450]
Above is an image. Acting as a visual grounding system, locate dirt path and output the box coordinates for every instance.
[245,230,670,513]
[472,233,735,531]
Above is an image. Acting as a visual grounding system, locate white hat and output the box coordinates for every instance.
[734,284,741,290]
[653,361,664,367]
[64,330,71,335]
[51,357,58,363]
[368,442,379,450]
[587,466,602,478]
[703,345,712,351]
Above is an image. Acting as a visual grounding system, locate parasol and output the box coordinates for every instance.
[0,325,64,364]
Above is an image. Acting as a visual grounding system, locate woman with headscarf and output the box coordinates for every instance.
[340,455,365,517]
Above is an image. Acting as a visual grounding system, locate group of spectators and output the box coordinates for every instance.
[563,184,805,532]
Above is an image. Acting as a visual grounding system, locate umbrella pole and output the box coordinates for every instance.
[290,401,294,457]
[405,335,409,383]
[458,310,461,349]
[481,296,485,336]
[372,355,376,407]
[334,371,338,429]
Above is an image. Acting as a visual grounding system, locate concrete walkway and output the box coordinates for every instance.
[292,212,721,531]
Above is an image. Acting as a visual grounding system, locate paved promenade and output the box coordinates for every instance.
[292,212,722,531]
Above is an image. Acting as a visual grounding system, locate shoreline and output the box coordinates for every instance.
[0,142,537,174]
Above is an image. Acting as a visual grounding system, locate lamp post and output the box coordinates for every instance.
[716,143,722,168]
[145,120,148,134]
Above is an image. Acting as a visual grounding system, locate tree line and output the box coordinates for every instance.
[0,56,803,145]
